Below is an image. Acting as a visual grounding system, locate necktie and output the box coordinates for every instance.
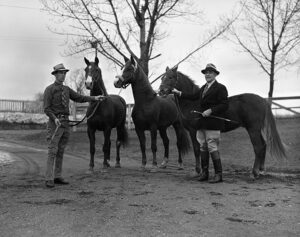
[202,84,209,98]
[61,86,68,108]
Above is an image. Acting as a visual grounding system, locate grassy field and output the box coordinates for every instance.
[0,117,299,174]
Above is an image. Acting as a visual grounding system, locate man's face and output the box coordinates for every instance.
[55,71,67,83]
[204,70,217,83]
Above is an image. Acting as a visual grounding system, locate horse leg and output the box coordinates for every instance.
[102,128,112,168]
[173,123,184,170]
[135,128,147,170]
[115,126,122,168]
[87,126,96,172]
[247,128,267,179]
[150,126,158,172]
[158,128,169,169]
[189,129,201,177]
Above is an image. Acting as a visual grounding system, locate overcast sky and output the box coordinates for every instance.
[0,0,299,104]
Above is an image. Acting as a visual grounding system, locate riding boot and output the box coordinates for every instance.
[209,151,223,183]
[198,151,209,181]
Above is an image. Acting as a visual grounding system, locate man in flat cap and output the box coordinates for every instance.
[173,63,228,183]
[43,63,103,188]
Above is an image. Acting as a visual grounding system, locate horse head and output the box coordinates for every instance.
[114,55,137,89]
[158,66,179,96]
[84,57,107,96]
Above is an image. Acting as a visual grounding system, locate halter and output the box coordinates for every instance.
[116,62,138,89]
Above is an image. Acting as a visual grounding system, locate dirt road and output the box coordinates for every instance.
[0,135,299,237]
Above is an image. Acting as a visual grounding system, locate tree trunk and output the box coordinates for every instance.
[268,51,276,98]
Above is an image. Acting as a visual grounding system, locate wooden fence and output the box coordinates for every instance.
[0,96,299,129]
[0,99,43,113]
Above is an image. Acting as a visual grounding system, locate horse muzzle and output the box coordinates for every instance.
[114,75,124,88]
[85,81,93,90]
[158,88,171,96]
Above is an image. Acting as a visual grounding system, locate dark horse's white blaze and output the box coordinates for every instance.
[84,57,128,171]
[159,66,286,179]
[114,55,190,172]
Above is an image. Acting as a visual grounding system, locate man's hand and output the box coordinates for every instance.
[94,95,105,101]
[172,88,182,96]
[202,109,212,117]
[54,118,61,127]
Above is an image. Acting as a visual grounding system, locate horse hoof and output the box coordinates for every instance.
[177,163,184,170]
[159,162,167,169]
[103,163,111,169]
[259,170,266,176]
[140,165,146,171]
[188,171,200,179]
[150,166,158,173]
[86,169,94,174]
[249,173,259,181]
[115,163,121,168]
[160,158,168,169]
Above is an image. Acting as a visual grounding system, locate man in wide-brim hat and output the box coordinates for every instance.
[51,63,70,75]
[43,63,104,188]
[172,63,228,183]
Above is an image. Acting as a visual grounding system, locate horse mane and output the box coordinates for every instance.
[97,69,108,96]
[177,71,200,94]
[136,65,157,96]
[93,65,108,96]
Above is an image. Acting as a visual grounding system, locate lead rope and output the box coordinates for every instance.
[67,99,102,127]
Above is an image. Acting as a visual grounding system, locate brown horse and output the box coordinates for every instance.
[159,66,286,178]
[84,57,128,171]
[114,55,190,171]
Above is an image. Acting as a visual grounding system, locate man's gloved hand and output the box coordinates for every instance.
[172,88,182,96]
[94,95,105,101]
[54,118,61,127]
[202,109,212,117]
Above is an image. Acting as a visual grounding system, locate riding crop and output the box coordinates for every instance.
[191,110,239,124]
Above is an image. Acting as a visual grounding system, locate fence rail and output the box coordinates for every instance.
[0,99,43,113]
[0,96,299,129]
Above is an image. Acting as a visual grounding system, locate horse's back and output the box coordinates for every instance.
[224,93,267,131]
[108,94,127,118]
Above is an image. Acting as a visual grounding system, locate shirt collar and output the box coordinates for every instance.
[54,80,63,86]
[206,79,216,88]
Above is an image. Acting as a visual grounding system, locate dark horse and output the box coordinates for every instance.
[159,66,286,178]
[84,57,128,171]
[114,55,190,171]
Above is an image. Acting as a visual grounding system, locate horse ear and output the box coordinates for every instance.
[124,56,129,63]
[95,57,99,65]
[130,55,136,66]
[173,65,178,71]
[84,57,90,65]
[166,66,170,72]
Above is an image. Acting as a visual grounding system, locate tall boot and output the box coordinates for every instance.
[198,151,209,181]
[209,151,223,183]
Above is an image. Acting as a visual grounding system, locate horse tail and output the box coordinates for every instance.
[118,123,129,147]
[264,102,286,160]
[118,97,129,147]
[175,98,190,155]
[177,123,190,156]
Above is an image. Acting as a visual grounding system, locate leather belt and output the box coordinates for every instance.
[56,114,68,119]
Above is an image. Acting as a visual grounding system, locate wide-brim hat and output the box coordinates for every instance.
[201,63,220,75]
[51,63,69,75]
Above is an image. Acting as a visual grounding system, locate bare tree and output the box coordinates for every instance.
[66,69,87,95]
[229,0,300,97]
[40,0,205,76]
